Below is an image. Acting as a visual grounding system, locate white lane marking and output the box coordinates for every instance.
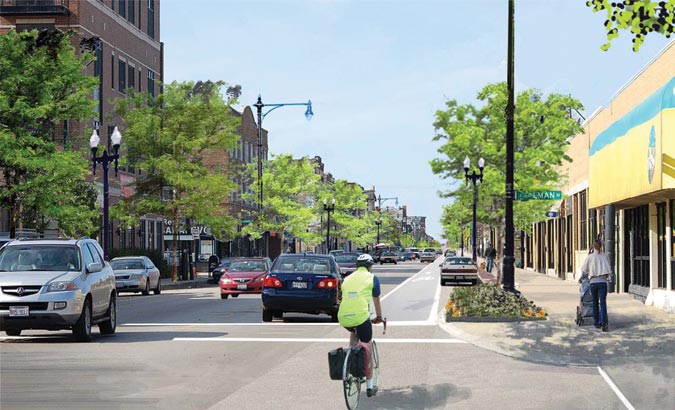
[380,266,435,301]
[425,280,442,324]
[411,276,435,282]
[121,321,436,327]
[173,337,466,343]
[597,367,636,410]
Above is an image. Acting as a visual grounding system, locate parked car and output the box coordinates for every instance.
[261,254,341,322]
[210,257,234,283]
[219,258,271,299]
[439,256,479,286]
[420,249,437,263]
[334,252,360,276]
[111,256,161,295]
[379,252,398,264]
[0,238,117,341]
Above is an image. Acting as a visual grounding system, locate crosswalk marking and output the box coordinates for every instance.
[172,337,466,343]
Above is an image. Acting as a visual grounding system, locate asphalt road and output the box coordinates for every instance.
[0,260,634,409]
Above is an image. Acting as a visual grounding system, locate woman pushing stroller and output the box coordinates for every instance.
[580,239,612,332]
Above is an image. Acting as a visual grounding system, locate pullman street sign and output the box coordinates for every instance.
[515,190,562,201]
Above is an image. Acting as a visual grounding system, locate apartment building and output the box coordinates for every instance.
[0,0,163,253]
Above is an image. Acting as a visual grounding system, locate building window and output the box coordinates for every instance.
[128,65,135,90]
[111,54,115,90]
[671,200,675,290]
[657,202,667,289]
[119,60,126,93]
[119,0,126,18]
[579,190,587,250]
[138,68,142,92]
[148,0,155,39]
[147,70,155,97]
[128,0,135,24]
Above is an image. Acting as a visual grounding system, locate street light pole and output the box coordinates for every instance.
[504,0,517,292]
[323,198,335,253]
[253,95,313,257]
[375,218,382,245]
[464,156,485,263]
[90,126,122,260]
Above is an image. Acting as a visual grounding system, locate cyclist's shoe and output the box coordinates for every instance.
[367,386,378,397]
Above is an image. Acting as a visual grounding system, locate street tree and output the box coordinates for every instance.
[431,83,583,252]
[0,29,100,238]
[112,80,240,280]
[399,233,416,248]
[242,154,322,248]
[320,179,373,249]
[587,0,675,51]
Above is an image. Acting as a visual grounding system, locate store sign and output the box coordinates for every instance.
[163,219,211,236]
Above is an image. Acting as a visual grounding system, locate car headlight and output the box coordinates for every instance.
[130,274,144,280]
[47,281,78,292]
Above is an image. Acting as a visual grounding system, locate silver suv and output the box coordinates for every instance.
[0,238,117,341]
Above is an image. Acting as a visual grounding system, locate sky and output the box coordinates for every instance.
[161,0,673,241]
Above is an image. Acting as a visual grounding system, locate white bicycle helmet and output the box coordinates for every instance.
[356,253,374,268]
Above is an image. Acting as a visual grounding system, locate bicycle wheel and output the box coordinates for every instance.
[343,349,361,410]
[371,340,379,390]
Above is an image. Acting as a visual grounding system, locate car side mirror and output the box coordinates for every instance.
[438,263,443,267]
[87,262,103,273]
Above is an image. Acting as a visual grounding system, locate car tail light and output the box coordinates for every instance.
[263,275,283,288]
[317,278,338,289]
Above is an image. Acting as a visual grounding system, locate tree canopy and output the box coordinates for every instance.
[587,0,675,51]
[0,29,99,238]
[431,83,583,239]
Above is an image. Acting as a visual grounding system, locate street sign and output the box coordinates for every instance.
[515,190,562,201]
[241,219,251,225]
[545,211,558,218]
[190,227,200,239]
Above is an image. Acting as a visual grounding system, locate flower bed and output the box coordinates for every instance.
[445,283,547,321]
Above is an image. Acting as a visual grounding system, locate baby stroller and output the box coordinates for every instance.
[575,278,594,326]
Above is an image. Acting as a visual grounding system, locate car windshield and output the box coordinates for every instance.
[445,257,473,265]
[111,260,145,270]
[229,261,267,272]
[424,248,435,252]
[0,245,81,272]
[335,254,357,263]
[272,256,334,273]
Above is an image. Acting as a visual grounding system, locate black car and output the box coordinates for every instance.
[210,257,234,283]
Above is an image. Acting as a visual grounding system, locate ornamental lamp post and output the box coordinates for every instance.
[90,126,122,260]
[464,156,484,263]
[253,95,313,256]
[323,198,335,253]
[375,217,382,246]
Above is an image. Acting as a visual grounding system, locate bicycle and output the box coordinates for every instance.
[342,318,387,410]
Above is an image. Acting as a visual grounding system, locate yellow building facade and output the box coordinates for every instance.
[532,42,675,312]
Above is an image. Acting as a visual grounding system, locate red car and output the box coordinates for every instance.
[219,258,271,299]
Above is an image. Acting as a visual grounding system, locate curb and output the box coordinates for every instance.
[161,279,216,291]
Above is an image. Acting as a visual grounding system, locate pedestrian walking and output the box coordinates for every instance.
[580,239,612,332]
[484,242,496,273]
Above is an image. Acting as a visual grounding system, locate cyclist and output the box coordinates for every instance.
[338,253,384,397]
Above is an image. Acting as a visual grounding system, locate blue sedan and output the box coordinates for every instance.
[261,254,341,322]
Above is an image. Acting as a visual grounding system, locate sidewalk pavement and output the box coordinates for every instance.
[160,271,215,291]
[438,260,675,367]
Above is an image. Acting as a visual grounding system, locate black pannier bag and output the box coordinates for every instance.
[328,347,346,380]
[349,346,366,378]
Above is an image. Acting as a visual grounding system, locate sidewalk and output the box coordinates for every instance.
[160,271,215,290]
[439,261,675,367]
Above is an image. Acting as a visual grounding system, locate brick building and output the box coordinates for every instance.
[0,0,163,254]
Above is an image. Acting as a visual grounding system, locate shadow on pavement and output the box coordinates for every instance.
[362,383,470,409]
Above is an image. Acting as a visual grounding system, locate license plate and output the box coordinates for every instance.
[9,306,29,317]
[292,281,307,289]
[237,284,248,290]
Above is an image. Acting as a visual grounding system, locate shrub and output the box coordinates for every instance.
[446,283,547,319]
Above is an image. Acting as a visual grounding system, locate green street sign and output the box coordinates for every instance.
[241,219,251,225]
[515,190,562,201]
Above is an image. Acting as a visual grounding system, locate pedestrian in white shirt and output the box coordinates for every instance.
[580,239,612,332]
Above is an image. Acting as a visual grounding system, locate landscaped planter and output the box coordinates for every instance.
[445,283,548,322]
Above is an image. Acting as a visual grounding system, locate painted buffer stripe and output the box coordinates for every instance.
[173,337,466,343]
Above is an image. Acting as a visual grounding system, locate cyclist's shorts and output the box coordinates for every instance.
[344,318,372,343]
